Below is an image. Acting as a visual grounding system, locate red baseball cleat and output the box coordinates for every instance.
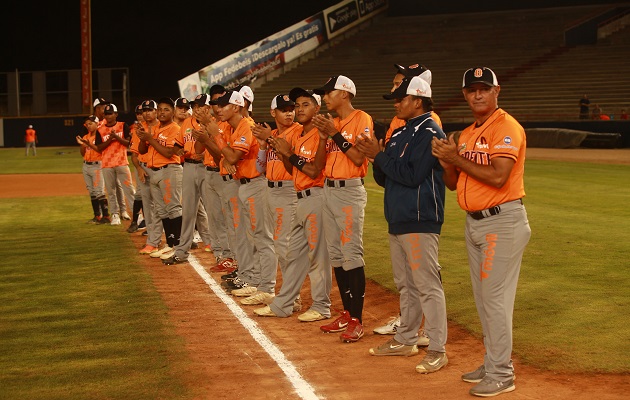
[340,317,364,343]
[320,310,351,333]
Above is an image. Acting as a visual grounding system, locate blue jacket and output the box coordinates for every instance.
[373,112,446,235]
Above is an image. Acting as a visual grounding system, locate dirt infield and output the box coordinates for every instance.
[2,149,629,399]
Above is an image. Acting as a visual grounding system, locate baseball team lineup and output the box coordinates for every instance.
[76,64,530,398]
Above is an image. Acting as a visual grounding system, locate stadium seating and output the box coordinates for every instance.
[251,5,630,124]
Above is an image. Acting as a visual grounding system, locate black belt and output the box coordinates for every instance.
[268,181,283,188]
[326,178,364,187]
[151,165,169,171]
[239,178,251,184]
[206,166,220,172]
[184,159,203,164]
[84,161,100,165]
[468,199,523,220]
[222,174,234,181]
[297,189,312,199]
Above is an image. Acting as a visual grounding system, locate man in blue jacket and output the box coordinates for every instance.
[355,76,448,373]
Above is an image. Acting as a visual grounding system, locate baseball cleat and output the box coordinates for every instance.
[340,317,364,342]
[369,338,418,357]
[415,351,448,374]
[320,310,351,333]
[162,255,186,265]
[373,315,400,335]
[297,309,328,322]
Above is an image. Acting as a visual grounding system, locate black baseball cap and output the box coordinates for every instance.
[141,100,157,110]
[134,105,143,114]
[209,91,245,107]
[103,103,118,114]
[175,97,191,109]
[85,114,99,123]
[270,94,295,110]
[383,76,432,100]
[463,67,499,88]
[191,94,211,107]
[93,97,108,107]
[209,84,226,97]
[288,87,322,106]
[157,97,175,107]
[394,63,427,78]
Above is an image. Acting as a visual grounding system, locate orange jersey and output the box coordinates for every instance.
[81,133,102,162]
[229,117,259,179]
[385,111,442,143]
[323,109,373,179]
[25,128,36,142]
[292,127,325,191]
[178,117,202,159]
[129,123,152,164]
[213,121,233,172]
[146,122,183,168]
[97,122,129,168]
[266,122,302,181]
[456,108,526,211]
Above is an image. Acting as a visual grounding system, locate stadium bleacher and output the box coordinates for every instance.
[251,5,630,125]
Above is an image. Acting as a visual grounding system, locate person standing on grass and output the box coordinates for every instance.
[432,67,531,397]
[76,115,109,224]
[25,125,37,156]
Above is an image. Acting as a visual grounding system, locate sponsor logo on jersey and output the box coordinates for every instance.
[504,136,512,144]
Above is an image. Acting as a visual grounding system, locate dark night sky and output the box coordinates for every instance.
[2,0,615,101]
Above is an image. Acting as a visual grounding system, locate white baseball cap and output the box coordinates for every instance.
[314,75,356,96]
[383,76,432,99]
[209,91,245,107]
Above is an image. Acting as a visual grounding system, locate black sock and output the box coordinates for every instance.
[132,200,143,223]
[99,198,109,217]
[162,218,172,247]
[334,267,351,312]
[90,198,100,217]
[347,267,366,323]
[171,216,183,247]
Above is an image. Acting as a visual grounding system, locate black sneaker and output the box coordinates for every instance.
[191,242,199,250]
[97,216,111,224]
[126,222,139,233]
[222,277,247,290]
[162,256,186,265]
[138,220,146,230]
[221,270,238,281]
[142,230,148,236]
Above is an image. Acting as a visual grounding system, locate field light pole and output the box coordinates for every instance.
[80,0,92,114]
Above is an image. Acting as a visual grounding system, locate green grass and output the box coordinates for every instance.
[0,150,628,387]
[364,160,630,373]
[0,147,91,174]
[0,197,189,399]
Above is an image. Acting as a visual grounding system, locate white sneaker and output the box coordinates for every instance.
[373,316,400,335]
[232,285,257,297]
[241,292,274,305]
[110,213,121,226]
[121,211,131,220]
[193,230,202,243]
[417,329,430,346]
[150,246,172,258]
[159,249,176,260]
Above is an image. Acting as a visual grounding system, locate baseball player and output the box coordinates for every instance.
[432,67,531,397]
[374,63,442,346]
[136,97,184,259]
[311,75,373,343]
[127,104,147,233]
[194,86,240,274]
[76,115,108,224]
[94,103,136,226]
[244,93,302,306]
[357,76,448,373]
[24,125,37,156]
[203,90,276,297]
[93,97,129,220]
[253,88,332,321]
[130,100,163,254]
[161,97,215,265]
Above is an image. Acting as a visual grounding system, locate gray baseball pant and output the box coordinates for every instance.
[266,180,297,285]
[465,200,531,380]
[174,162,207,260]
[237,176,277,291]
[103,165,135,216]
[138,164,161,247]
[82,161,105,199]
[270,187,331,317]
[222,177,241,264]
[150,164,183,220]
[389,233,447,351]
[202,169,233,259]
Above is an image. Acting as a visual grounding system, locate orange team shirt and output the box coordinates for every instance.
[81,133,102,162]
[292,127,325,191]
[214,121,233,172]
[146,122,183,168]
[385,111,442,143]
[456,108,526,212]
[97,121,129,168]
[229,117,259,179]
[128,123,151,164]
[266,122,302,182]
[25,128,36,142]
[324,109,373,179]
[178,116,202,160]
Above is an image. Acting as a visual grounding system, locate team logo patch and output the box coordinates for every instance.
[459,143,467,152]
[239,136,246,142]
[504,136,512,144]
[364,127,370,134]
[474,68,484,78]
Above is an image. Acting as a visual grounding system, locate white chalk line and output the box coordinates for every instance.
[187,255,321,400]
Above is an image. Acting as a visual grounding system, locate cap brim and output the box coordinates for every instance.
[289,88,312,102]
[464,80,496,88]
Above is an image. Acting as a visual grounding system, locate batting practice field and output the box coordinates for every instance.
[0,147,629,399]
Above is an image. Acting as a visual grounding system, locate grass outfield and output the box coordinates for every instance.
[0,147,628,399]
